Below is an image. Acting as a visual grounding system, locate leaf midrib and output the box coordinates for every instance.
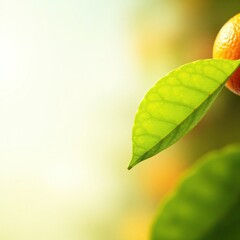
[129,84,225,169]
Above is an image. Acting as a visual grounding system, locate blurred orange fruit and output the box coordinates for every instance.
[213,13,240,95]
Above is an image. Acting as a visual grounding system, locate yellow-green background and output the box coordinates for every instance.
[0,0,239,239]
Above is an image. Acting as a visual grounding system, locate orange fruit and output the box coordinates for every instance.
[213,13,240,95]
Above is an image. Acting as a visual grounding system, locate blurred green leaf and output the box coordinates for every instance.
[152,144,240,240]
[129,59,240,169]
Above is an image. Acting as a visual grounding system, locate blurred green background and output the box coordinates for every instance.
[0,0,239,239]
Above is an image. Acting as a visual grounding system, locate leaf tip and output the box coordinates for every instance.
[127,162,134,170]
[127,165,132,170]
[127,157,138,170]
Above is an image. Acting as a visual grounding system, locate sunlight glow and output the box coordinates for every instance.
[0,34,25,98]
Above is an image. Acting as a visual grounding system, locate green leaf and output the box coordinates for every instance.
[151,144,240,240]
[129,59,240,169]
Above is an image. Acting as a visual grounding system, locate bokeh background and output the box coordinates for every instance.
[0,1,240,239]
